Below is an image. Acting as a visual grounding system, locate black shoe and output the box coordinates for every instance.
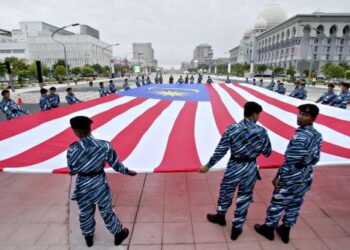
[277,224,290,244]
[207,213,226,226]
[254,224,274,241]
[84,235,93,247]
[114,228,129,246]
[231,227,242,240]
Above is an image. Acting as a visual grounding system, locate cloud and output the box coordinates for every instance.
[0,0,349,67]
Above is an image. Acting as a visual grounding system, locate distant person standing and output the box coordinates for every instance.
[146,76,152,85]
[169,75,174,84]
[0,89,29,120]
[315,83,337,105]
[99,82,111,97]
[225,76,231,84]
[259,79,264,87]
[330,82,350,109]
[206,76,213,84]
[312,78,316,87]
[123,78,130,91]
[185,75,189,84]
[289,82,300,97]
[39,88,51,111]
[48,87,60,108]
[252,78,256,86]
[275,80,286,95]
[197,74,203,84]
[141,75,146,85]
[266,79,275,91]
[159,73,163,84]
[135,76,141,87]
[109,80,117,93]
[66,88,82,105]
[154,75,159,84]
[190,75,195,84]
[177,75,184,84]
[295,82,307,100]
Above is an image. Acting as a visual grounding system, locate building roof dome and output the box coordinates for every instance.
[244,27,253,36]
[254,18,268,29]
[257,1,287,28]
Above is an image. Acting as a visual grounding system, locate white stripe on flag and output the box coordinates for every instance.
[123,101,185,172]
[195,101,230,169]
[0,96,135,161]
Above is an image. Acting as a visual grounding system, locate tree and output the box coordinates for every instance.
[339,62,350,70]
[82,65,94,77]
[71,66,82,76]
[92,64,103,75]
[17,69,30,82]
[0,60,6,77]
[287,66,296,82]
[273,66,285,76]
[303,70,310,78]
[28,62,49,79]
[4,57,28,77]
[346,71,350,80]
[322,63,345,78]
[54,65,66,79]
[256,64,267,74]
[52,59,66,70]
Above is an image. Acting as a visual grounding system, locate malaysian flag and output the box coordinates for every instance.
[0,83,349,174]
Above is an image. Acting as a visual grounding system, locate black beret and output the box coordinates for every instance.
[298,104,319,118]
[70,116,93,130]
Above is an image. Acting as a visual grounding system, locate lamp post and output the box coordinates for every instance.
[103,43,119,78]
[51,23,79,80]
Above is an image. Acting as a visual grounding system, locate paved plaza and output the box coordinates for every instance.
[0,167,349,249]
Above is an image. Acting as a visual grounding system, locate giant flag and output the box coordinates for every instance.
[0,83,349,174]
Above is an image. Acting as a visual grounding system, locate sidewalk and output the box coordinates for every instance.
[1,166,348,249]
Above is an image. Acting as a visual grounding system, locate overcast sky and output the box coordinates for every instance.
[1,0,349,68]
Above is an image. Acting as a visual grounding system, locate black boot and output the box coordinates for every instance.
[84,235,93,247]
[277,224,290,244]
[231,227,242,240]
[115,228,129,246]
[207,213,226,226]
[254,224,274,241]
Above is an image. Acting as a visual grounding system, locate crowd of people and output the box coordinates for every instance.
[248,77,350,109]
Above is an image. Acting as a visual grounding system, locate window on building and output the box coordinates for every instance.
[340,47,343,53]
[339,55,342,61]
[327,38,332,44]
[314,38,319,44]
[314,54,317,60]
[340,38,344,45]
[291,48,294,54]
[326,54,329,60]
[13,49,25,53]
[327,47,330,52]
[0,49,12,53]
[314,46,318,52]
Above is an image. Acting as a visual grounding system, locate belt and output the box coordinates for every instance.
[230,155,255,162]
[78,169,104,177]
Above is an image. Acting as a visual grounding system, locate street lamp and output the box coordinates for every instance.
[51,23,80,80]
[103,43,119,78]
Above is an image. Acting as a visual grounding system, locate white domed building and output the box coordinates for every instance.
[229,1,350,77]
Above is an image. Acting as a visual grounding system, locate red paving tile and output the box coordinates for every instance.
[323,237,350,250]
[291,239,329,250]
[192,222,226,243]
[130,223,163,245]
[196,243,229,250]
[163,222,194,244]
[136,205,164,223]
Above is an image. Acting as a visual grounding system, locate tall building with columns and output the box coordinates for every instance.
[229,1,350,76]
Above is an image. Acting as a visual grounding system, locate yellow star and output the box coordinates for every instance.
[153,90,189,97]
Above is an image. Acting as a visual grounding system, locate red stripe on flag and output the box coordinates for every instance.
[0,98,146,170]
[221,84,350,160]
[154,102,202,172]
[111,100,172,161]
[235,84,350,137]
[0,94,120,141]
[206,84,235,134]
